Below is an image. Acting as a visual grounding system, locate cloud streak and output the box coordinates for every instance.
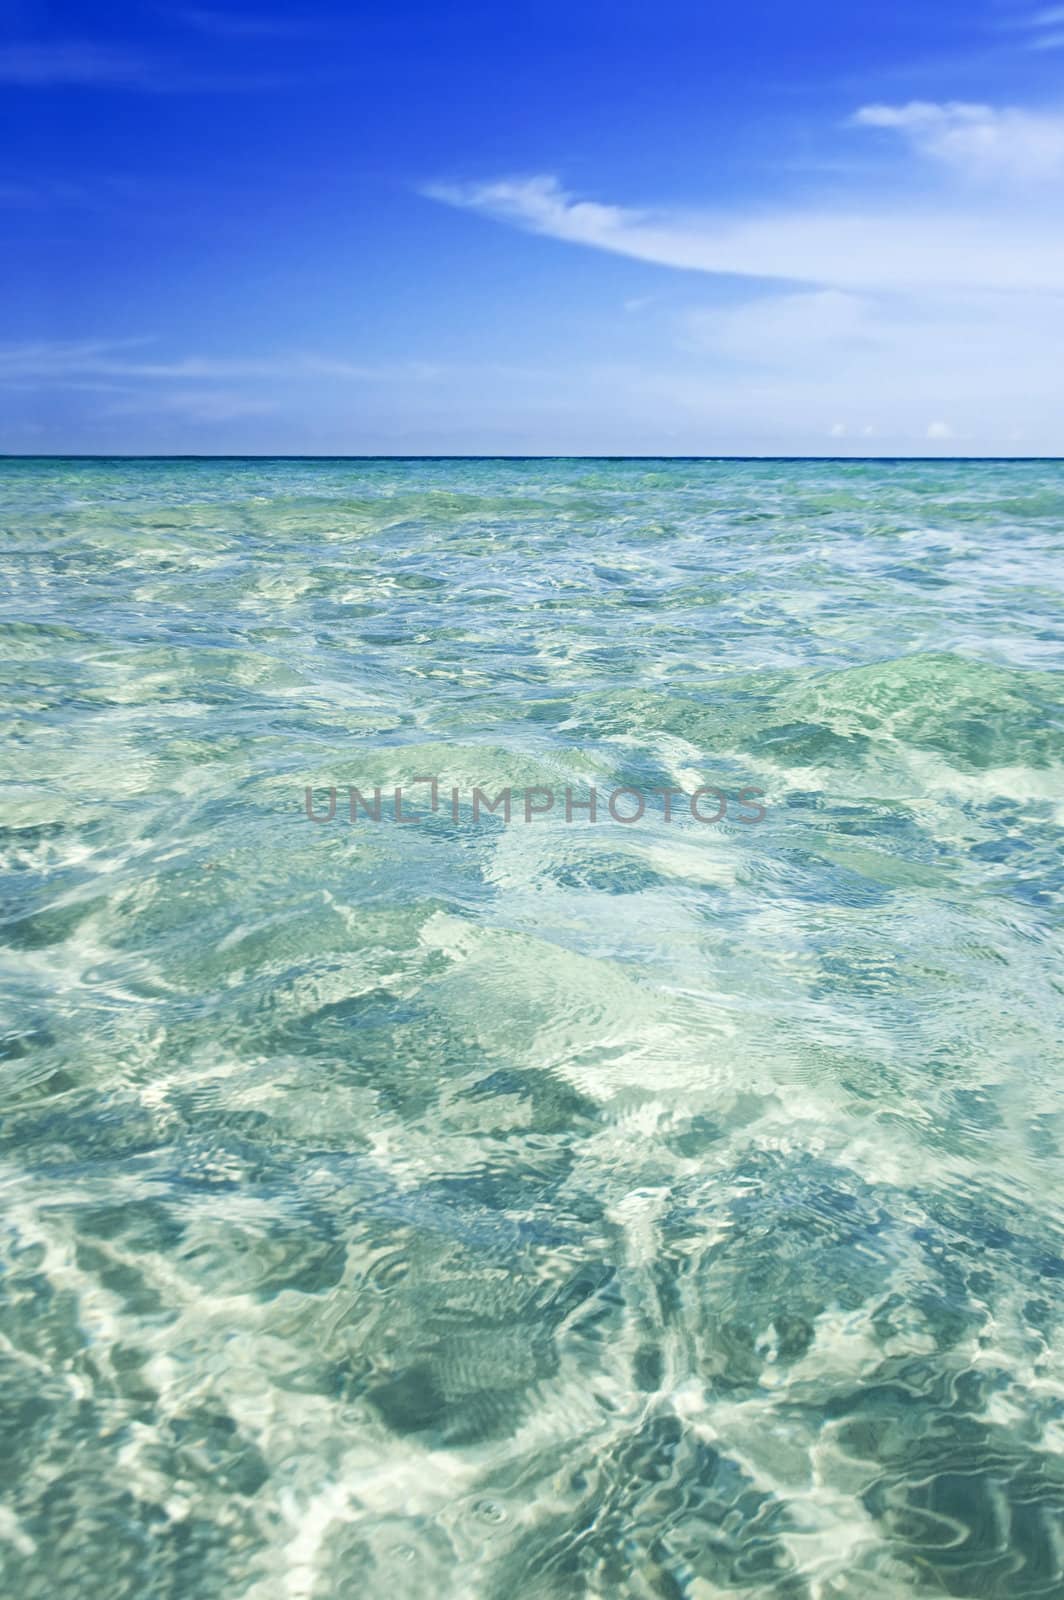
[855,101,1064,181]
[168,8,336,40]
[0,39,309,91]
[0,44,154,87]
[1020,5,1064,49]
[424,170,1064,295]
[0,340,435,384]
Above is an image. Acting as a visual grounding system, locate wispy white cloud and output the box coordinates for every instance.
[0,173,146,212]
[0,39,306,90]
[1018,5,1064,48]
[0,340,451,446]
[827,422,877,439]
[854,101,1064,180]
[420,118,1064,439]
[168,8,335,41]
[0,43,154,87]
[101,389,280,422]
[423,167,1064,294]
[0,340,435,384]
[0,339,151,376]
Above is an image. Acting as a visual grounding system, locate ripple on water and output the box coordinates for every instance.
[1,457,1062,1598]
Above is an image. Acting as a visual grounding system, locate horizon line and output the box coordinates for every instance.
[3,454,1064,464]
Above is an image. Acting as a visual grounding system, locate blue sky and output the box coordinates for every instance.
[3,0,1064,454]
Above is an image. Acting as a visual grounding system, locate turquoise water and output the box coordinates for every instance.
[2,456,1063,1598]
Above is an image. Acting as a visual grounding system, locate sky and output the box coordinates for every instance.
[3,0,1064,455]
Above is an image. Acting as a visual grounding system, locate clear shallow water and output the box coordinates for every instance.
[1,456,1063,1599]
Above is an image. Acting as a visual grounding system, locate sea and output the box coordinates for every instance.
[2,455,1063,1598]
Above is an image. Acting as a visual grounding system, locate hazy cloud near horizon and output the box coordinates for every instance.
[415,100,1064,454]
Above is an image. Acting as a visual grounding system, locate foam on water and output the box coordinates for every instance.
[1,457,1063,1598]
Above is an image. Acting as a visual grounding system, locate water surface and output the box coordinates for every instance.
[2,457,1063,1598]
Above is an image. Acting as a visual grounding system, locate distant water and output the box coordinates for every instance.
[2,456,1063,1599]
